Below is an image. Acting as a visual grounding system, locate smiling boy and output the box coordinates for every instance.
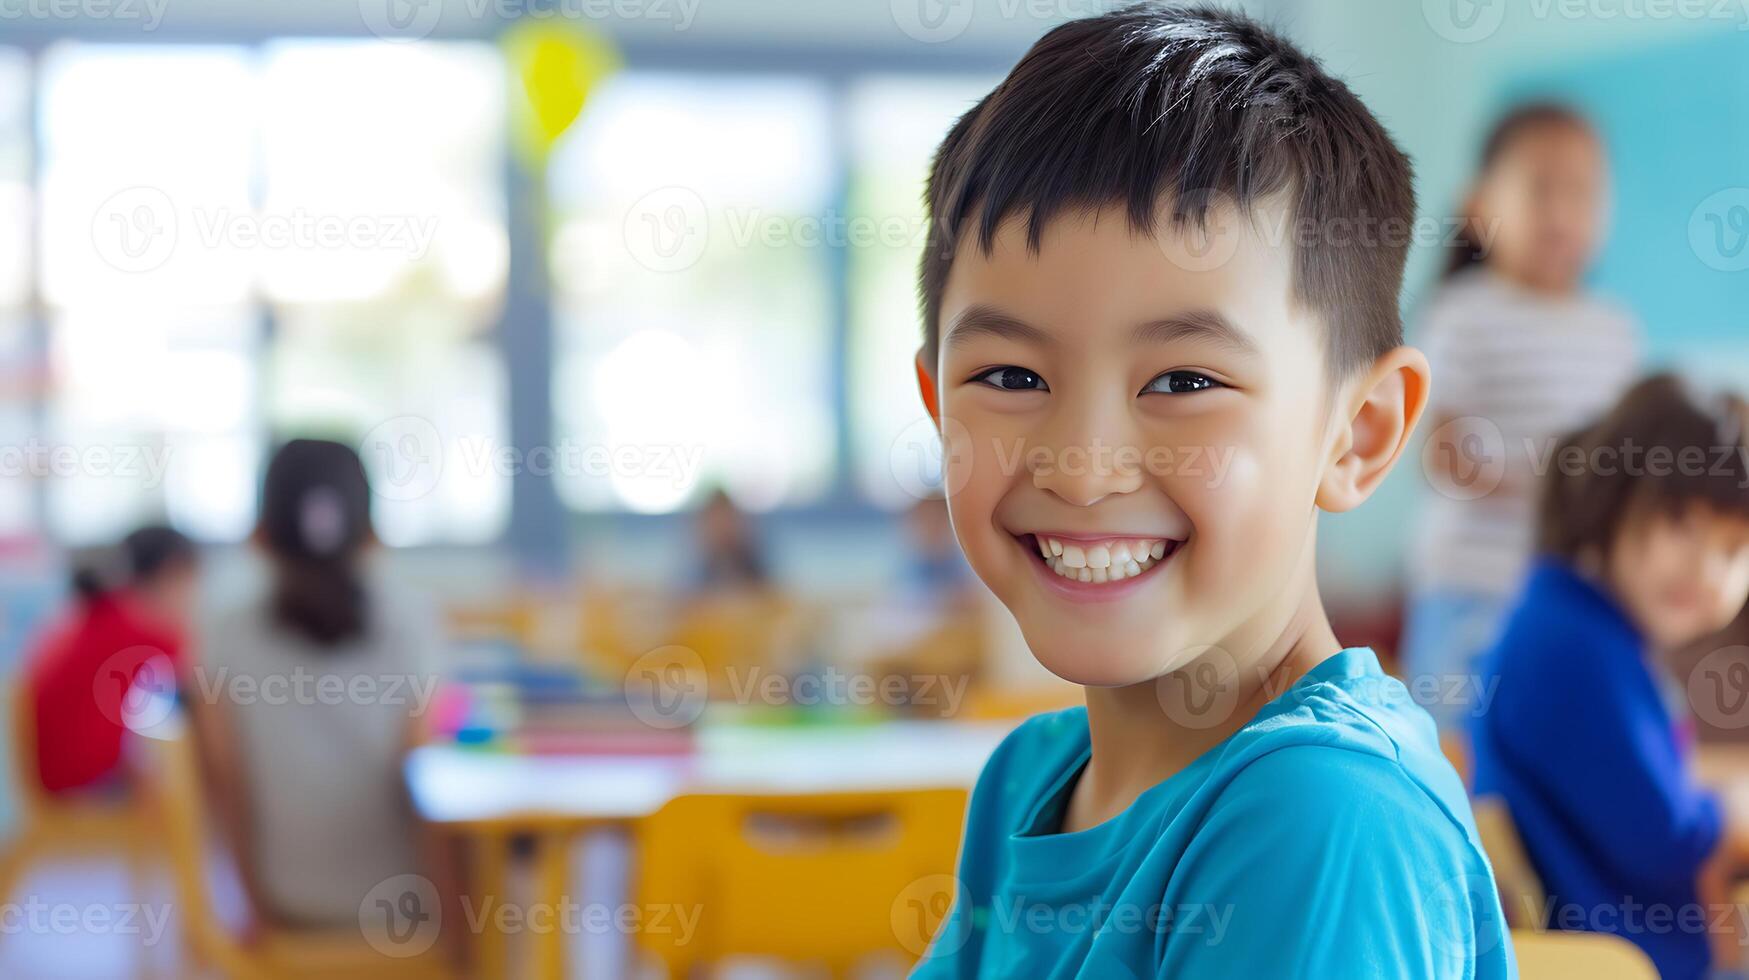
[910,5,1511,978]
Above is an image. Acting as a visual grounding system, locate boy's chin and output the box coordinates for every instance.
[1022,628,1188,690]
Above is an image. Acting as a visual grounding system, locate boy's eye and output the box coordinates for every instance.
[971,366,1049,392]
[1141,371,1224,395]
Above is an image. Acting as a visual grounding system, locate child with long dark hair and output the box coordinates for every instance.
[1406,103,1642,728]
[196,439,445,928]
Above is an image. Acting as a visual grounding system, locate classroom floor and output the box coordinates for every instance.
[0,854,215,979]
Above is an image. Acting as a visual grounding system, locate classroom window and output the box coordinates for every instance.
[845,76,995,509]
[37,44,259,545]
[32,40,510,547]
[258,40,511,547]
[548,73,835,514]
[0,48,29,540]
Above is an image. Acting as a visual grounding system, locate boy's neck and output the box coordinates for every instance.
[1064,575,1342,834]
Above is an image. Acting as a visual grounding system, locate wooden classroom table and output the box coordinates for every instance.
[404,719,1012,979]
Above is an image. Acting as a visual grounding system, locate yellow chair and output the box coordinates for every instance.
[137,710,455,980]
[635,788,967,977]
[0,679,154,905]
[1471,795,1547,930]
[667,593,804,698]
[956,681,1082,722]
[1511,929,1657,978]
[1439,730,1472,790]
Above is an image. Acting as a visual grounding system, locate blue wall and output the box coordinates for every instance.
[1504,30,1749,375]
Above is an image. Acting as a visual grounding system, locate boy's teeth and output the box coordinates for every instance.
[1034,536,1174,585]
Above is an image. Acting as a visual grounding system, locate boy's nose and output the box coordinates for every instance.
[1027,440,1146,507]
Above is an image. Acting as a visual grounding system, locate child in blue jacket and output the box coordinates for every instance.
[1472,374,1749,979]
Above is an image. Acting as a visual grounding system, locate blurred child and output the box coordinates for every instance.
[1470,375,1749,979]
[1407,104,1641,728]
[196,439,445,929]
[25,525,197,795]
[898,495,975,611]
[691,486,768,593]
[910,7,1507,975]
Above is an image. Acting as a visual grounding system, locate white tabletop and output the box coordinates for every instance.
[405,719,1015,826]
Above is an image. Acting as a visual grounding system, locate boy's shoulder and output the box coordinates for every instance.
[975,650,1476,840]
[976,706,1091,797]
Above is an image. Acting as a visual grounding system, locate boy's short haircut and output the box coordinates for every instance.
[1538,374,1749,562]
[918,2,1415,376]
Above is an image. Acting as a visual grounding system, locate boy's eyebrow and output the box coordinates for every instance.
[943,305,1055,351]
[1133,310,1260,357]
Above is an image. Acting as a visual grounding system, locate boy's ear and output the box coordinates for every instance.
[1316,346,1432,513]
[915,349,941,426]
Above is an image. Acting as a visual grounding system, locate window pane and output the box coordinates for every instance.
[549,74,834,513]
[258,41,508,306]
[39,44,255,307]
[0,49,31,539]
[37,45,258,545]
[846,77,995,509]
[259,40,510,546]
[269,329,509,547]
[0,48,29,309]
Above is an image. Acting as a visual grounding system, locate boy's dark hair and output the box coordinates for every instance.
[1539,374,1749,563]
[919,2,1415,376]
[1443,102,1595,280]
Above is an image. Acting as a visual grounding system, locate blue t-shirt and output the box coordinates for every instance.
[914,647,1513,979]
[1471,559,1721,980]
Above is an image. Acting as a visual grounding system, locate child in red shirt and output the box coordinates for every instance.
[25,525,198,795]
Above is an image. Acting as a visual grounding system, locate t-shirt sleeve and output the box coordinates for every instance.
[1159,745,1511,980]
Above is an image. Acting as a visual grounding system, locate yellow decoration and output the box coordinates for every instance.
[502,20,619,164]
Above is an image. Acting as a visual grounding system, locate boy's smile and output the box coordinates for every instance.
[926,199,1348,688]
